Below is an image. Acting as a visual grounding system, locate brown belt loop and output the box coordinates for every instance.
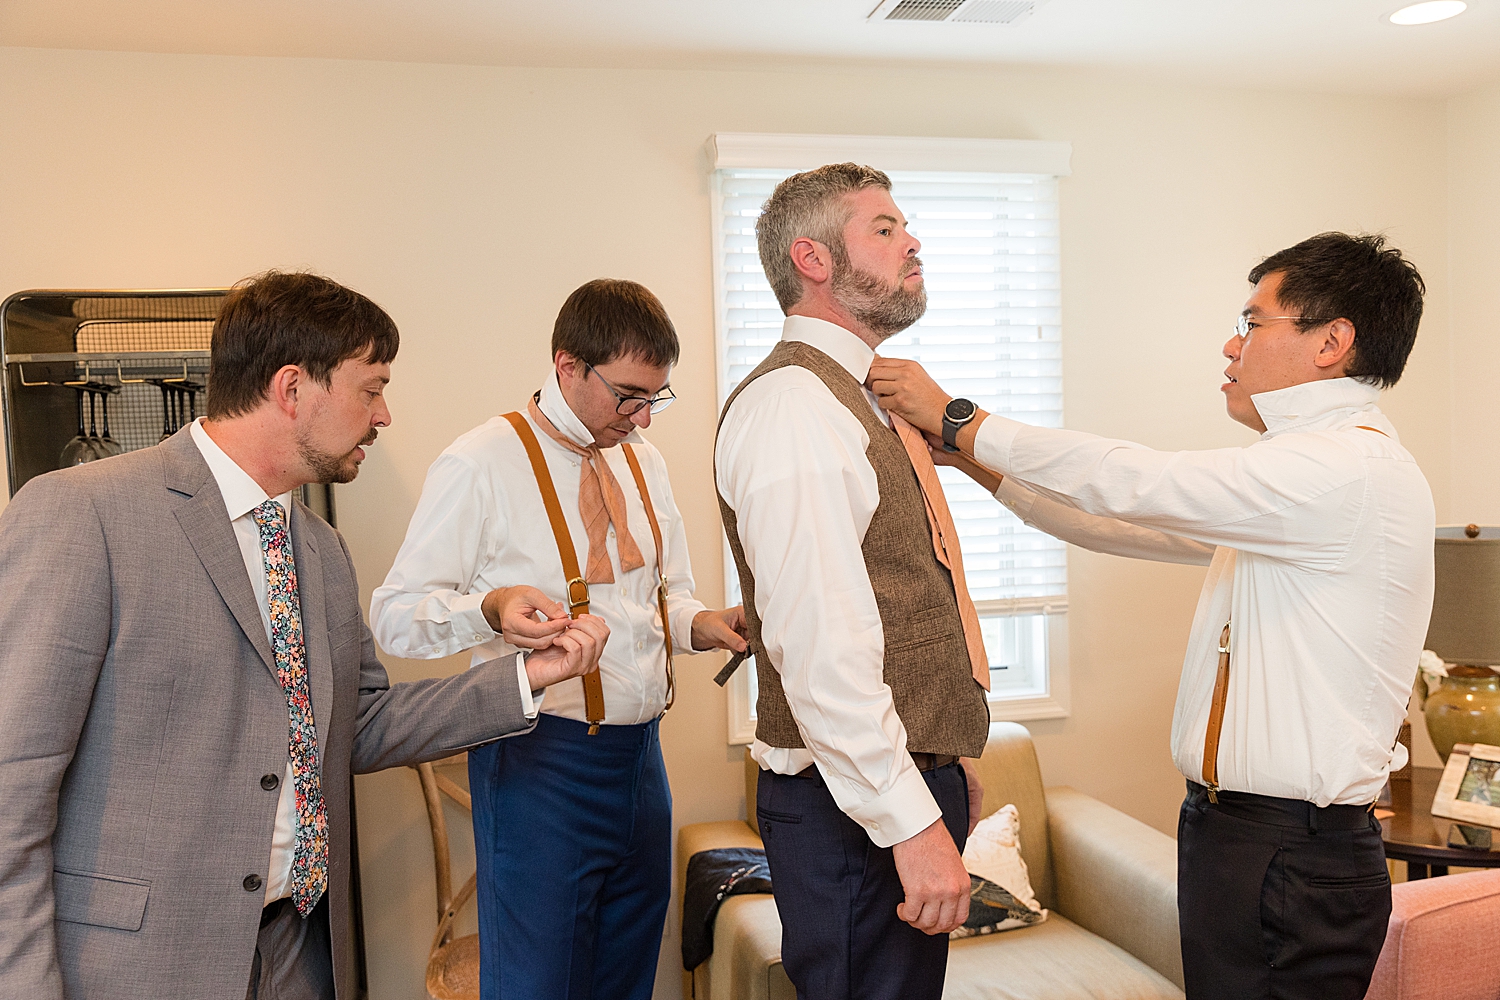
[622,443,675,714]
[502,412,607,734]
[1202,621,1231,804]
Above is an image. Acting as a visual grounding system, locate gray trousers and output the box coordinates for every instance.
[246,896,335,1000]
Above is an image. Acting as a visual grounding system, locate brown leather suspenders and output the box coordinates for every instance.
[500,412,675,733]
[622,443,676,712]
[502,412,607,732]
[1202,621,1231,803]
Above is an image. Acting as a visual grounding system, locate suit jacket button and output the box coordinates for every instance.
[261,773,280,791]
[243,874,263,892]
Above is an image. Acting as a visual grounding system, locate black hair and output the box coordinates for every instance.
[1248,233,1425,388]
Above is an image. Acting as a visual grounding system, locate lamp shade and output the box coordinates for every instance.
[1426,525,1500,666]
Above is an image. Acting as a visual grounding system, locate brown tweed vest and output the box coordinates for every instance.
[715,340,989,757]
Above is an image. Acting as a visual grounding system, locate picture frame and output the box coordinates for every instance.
[1432,743,1500,827]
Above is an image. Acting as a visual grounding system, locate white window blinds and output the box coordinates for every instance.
[713,167,1067,608]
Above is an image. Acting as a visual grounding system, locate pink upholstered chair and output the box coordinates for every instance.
[1363,869,1500,1000]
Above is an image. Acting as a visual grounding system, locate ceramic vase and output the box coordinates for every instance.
[1424,665,1500,762]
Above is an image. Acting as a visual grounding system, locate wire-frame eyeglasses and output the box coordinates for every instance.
[586,364,677,416]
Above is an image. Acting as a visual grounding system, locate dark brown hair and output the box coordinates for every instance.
[551,279,679,368]
[206,271,399,419]
[1248,233,1425,388]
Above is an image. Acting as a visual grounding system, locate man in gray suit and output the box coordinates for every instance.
[0,271,608,1000]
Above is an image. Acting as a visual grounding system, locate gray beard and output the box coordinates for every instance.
[831,256,927,342]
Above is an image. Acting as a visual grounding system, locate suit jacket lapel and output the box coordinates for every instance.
[292,500,334,755]
[164,431,278,677]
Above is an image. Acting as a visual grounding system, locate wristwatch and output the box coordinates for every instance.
[941,398,977,453]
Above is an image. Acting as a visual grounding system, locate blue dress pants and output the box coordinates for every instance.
[468,713,671,1000]
[757,761,970,1000]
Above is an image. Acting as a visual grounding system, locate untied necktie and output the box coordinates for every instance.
[252,499,329,916]
[888,414,992,691]
[527,396,645,584]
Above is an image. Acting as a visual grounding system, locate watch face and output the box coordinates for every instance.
[945,398,976,422]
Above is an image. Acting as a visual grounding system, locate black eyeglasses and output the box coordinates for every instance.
[586,364,676,416]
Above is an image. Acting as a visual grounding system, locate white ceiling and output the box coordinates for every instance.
[3,0,1498,97]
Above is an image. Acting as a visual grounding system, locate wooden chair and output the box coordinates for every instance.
[413,758,481,1000]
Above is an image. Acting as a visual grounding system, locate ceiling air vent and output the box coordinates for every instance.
[869,0,1048,23]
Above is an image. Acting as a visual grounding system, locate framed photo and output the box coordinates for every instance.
[1432,743,1500,827]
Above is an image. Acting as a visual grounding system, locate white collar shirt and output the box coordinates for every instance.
[188,418,301,904]
[975,377,1435,806]
[370,372,706,726]
[716,315,943,849]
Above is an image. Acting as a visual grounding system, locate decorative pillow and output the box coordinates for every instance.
[951,803,1049,939]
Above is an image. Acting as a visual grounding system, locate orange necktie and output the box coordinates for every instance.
[526,397,645,585]
[889,413,991,691]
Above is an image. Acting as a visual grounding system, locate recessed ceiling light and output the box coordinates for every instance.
[1388,1,1468,25]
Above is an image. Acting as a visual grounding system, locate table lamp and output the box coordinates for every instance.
[1423,525,1500,760]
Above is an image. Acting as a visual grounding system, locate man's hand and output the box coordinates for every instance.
[890,817,971,935]
[866,357,951,436]
[523,614,609,689]
[961,758,985,836]
[481,585,570,649]
[691,606,749,653]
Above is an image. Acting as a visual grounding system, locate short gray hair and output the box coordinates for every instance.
[755,163,892,312]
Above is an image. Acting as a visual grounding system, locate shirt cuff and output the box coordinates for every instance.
[451,591,497,648]
[994,477,1038,520]
[515,652,538,720]
[827,759,943,848]
[669,601,710,656]
[973,412,1023,476]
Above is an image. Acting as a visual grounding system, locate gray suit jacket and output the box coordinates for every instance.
[0,430,531,999]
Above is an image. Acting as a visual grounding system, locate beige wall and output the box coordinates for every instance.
[0,44,1476,999]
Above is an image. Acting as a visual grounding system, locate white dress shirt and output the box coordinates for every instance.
[975,377,1435,806]
[716,315,941,849]
[371,373,706,725]
[189,419,302,905]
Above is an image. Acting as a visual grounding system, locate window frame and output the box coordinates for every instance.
[708,133,1073,745]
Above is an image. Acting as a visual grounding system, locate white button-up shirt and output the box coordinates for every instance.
[371,374,706,726]
[976,377,1435,807]
[716,315,941,849]
[189,419,302,905]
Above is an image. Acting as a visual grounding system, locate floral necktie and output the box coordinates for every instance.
[253,499,328,916]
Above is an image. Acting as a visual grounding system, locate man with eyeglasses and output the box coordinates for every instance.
[869,232,1434,999]
[372,278,746,1000]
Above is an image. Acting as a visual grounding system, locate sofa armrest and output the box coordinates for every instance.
[678,820,768,1000]
[1046,786,1183,990]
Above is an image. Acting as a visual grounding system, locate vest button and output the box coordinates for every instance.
[243,874,263,892]
[261,773,280,791]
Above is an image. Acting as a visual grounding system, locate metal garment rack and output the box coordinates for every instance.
[0,288,360,994]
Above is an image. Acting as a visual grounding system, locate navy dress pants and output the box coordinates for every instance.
[757,761,970,1000]
[1178,781,1391,1000]
[468,714,671,1000]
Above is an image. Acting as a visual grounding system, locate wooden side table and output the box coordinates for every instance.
[1381,766,1500,878]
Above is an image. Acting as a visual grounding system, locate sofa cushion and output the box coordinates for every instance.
[944,913,1184,1000]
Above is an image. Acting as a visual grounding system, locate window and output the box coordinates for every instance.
[710,134,1073,742]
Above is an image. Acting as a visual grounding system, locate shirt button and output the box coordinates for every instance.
[637,641,644,651]
[620,586,627,596]
[474,633,485,642]
[243,874,263,892]
[871,822,880,832]
[260,773,280,791]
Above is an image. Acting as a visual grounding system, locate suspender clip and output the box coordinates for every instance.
[1205,783,1219,805]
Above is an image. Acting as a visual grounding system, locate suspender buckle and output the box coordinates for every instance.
[566,577,591,618]
[1205,782,1219,805]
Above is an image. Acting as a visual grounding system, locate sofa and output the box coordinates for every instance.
[676,722,1186,1000]
[1363,868,1500,1000]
